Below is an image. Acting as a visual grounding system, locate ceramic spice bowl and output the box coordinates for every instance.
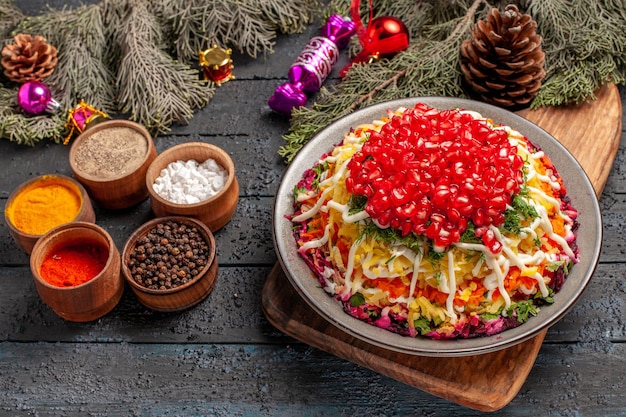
[69,119,157,210]
[145,142,238,232]
[30,222,123,322]
[4,174,96,254]
[121,216,218,312]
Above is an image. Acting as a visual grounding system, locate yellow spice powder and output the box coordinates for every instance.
[7,178,82,235]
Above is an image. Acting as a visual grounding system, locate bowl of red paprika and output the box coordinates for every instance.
[30,222,124,322]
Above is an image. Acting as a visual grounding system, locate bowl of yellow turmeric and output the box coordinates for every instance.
[4,174,96,254]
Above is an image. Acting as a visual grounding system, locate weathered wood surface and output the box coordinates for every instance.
[0,1,624,415]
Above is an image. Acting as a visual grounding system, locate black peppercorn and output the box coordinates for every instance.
[128,220,211,290]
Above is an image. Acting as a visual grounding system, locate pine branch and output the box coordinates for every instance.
[0,87,65,145]
[252,0,318,34]
[528,0,626,108]
[114,1,214,135]
[17,5,117,113]
[0,0,23,39]
[0,0,319,145]
[278,0,482,162]
[168,0,317,63]
[280,0,626,161]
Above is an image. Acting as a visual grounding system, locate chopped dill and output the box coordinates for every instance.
[460,221,481,244]
[413,317,432,335]
[348,194,367,214]
[508,301,539,323]
[292,185,308,199]
[546,259,572,275]
[311,161,329,190]
[512,192,539,220]
[535,287,555,304]
[503,192,540,235]
[503,209,523,235]
[349,293,365,307]
[358,221,424,254]
[427,247,445,262]
[433,271,442,285]
[426,247,445,274]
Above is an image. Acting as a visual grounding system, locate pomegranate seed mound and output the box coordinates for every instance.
[289,103,579,340]
[345,103,525,252]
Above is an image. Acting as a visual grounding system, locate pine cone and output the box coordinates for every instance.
[460,5,546,109]
[1,34,58,83]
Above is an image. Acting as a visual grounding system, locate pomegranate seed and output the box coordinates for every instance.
[390,187,409,206]
[482,229,503,254]
[346,103,525,249]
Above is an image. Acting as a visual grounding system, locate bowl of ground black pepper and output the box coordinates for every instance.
[30,222,124,322]
[69,119,157,209]
[121,216,218,312]
[4,174,96,254]
[146,142,238,232]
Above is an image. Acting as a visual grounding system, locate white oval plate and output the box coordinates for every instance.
[273,97,602,357]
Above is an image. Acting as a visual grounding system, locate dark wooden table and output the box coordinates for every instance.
[1,2,624,415]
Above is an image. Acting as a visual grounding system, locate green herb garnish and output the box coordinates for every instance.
[349,293,365,307]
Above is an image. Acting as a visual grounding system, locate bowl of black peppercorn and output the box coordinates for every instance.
[121,216,217,312]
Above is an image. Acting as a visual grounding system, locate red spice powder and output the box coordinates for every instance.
[39,242,108,287]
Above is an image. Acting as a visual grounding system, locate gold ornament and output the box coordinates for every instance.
[64,101,109,144]
[199,45,234,85]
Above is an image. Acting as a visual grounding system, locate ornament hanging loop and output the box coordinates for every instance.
[340,0,410,77]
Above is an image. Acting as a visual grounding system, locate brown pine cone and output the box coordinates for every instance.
[1,34,58,83]
[460,5,546,109]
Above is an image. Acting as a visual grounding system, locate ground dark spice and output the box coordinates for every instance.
[128,220,210,290]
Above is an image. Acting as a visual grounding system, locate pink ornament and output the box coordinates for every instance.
[17,81,60,115]
[268,15,355,116]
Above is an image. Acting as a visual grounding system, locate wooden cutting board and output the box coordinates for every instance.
[262,84,622,411]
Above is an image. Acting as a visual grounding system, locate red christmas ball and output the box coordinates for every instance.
[362,15,409,58]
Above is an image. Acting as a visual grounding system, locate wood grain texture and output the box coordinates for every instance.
[263,264,544,412]
[1,341,623,416]
[262,83,622,411]
[519,83,623,198]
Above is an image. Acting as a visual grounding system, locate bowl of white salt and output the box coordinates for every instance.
[69,120,157,209]
[146,142,239,232]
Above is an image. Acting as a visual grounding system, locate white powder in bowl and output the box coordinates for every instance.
[152,158,229,204]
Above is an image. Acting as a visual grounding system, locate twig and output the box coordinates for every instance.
[349,69,407,111]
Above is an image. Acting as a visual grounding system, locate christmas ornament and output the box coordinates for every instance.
[339,0,409,77]
[268,14,355,116]
[199,45,234,85]
[17,80,60,115]
[460,5,546,109]
[64,101,109,144]
[1,34,58,83]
